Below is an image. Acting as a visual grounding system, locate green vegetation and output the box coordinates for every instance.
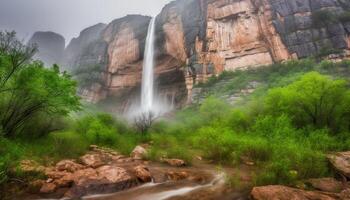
[0,31,80,137]
[147,60,350,186]
[1,30,350,192]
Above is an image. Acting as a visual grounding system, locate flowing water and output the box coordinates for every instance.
[127,17,173,120]
[141,17,156,113]
[83,173,233,200]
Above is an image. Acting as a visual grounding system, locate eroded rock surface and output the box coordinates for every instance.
[33,0,350,108]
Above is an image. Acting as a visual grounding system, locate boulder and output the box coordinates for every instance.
[306,178,344,193]
[164,159,186,167]
[54,173,74,187]
[80,153,105,168]
[64,166,137,198]
[133,165,152,182]
[56,160,84,172]
[45,168,69,179]
[166,171,189,181]
[71,168,99,186]
[327,152,350,179]
[96,165,131,183]
[251,185,339,200]
[130,145,147,160]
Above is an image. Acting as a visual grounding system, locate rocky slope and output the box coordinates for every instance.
[28,31,65,67]
[32,0,350,110]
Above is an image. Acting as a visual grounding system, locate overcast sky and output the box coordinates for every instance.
[0,0,172,44]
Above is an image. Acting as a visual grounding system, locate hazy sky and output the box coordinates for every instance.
[0,0,172,44]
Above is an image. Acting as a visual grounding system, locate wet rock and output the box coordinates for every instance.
[130,145,147,160]
[55,160,84,172]
[96,165,131,183]
[251,185,339,200]
[54,173,74,187]
[306,178,344,193]
[40,182,57,194]
[327,152,350,179]
[164,159,186,167]
[45,168,68,179]
[64,166,137,198]
[72,168,99,186]
[80,153,105,168]
[166,171,189,181]
[133,165,152,182]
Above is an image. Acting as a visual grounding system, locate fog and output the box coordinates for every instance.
[0,0,172,43]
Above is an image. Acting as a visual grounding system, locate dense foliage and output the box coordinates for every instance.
[147,60,350,185]
[0,32,80,137]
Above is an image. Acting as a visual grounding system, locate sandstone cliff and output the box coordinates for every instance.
[44,0,350,110]
[28,31,65,67]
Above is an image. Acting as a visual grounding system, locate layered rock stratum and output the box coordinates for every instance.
[31,0,350,110]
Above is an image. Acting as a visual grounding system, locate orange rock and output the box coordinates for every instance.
[251,185,339,200]
[306,178,344,193]
[166,171,189,181]
[164,159,186,167]
[133,165,152,182]
[327,152,350,179]
[56,159,84,172]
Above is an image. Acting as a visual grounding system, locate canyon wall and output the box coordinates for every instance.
[31,0,350,110]
[28,31,65,67]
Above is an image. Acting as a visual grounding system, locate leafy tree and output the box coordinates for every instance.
[265,72,350,132]
[0,31,81,137]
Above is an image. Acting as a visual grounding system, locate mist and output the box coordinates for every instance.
[0,0,172,43]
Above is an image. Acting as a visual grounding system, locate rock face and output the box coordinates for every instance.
[251,185,341,200]
[28,31,65,66]
[36,0,350,109]
[327,151,350,179]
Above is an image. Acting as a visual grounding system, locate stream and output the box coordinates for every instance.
[80,164,250,200]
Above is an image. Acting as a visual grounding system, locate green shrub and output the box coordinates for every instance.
[0,137,22,184]
[146,133,193,164]
[265,72,350,132]
[199,96,231,122]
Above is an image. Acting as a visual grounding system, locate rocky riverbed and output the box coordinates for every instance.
[8,145,350,200]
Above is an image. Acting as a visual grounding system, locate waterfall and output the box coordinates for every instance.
[141,17,156,113]
[126,17,173,120]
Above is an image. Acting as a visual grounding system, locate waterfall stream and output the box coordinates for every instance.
[127,17,173,119]
[141,17,156,113]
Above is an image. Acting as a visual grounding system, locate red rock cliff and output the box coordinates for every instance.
[63,0,350,109]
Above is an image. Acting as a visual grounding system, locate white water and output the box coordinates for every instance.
[127,17,173,120]
[141,17,156,113]
[82,173,226,200]
[134,173,226,200]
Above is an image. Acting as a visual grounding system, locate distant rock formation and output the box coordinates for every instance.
[32,0,350,110]
[28,31,65,67]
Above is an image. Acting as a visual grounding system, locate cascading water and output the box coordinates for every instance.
[141,17,156,113]
[127,17,173,120]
